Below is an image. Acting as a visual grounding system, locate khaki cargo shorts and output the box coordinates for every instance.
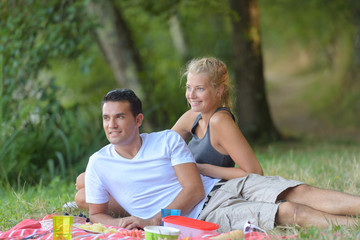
[197,174,303,232]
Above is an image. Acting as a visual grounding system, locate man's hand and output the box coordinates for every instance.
[118,215,161,230]
[89,202,162,229]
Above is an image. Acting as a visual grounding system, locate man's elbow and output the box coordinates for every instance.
[243,166,263,176]
[251,168,263,176]
[185,184,205,203]
[195,185,206,202]
[199,189,206,200]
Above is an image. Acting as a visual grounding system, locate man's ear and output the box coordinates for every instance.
[136,113,144,127]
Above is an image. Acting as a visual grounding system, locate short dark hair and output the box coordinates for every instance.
[102,89,142,117]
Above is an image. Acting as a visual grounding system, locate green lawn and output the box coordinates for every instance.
[256,140,360,239]
[1,140,360,239]
[0,177,82,231]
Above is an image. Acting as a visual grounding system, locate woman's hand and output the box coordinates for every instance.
[196,163,250,180]
[196,163,212,176]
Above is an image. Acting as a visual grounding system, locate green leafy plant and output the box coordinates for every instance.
[0,0,105,186]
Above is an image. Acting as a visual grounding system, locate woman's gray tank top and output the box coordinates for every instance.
[188,107,235,167]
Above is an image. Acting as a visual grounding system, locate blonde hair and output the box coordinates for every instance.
[183,57,231,109]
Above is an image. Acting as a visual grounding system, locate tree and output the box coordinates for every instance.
[229,0,281,141]
[86,0,144,96]
[348,0,360,84]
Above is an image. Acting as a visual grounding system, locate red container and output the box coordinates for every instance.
[162,216,219,238]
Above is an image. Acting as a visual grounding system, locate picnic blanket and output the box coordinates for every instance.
[0,216,144,240]
[0,215,298,240]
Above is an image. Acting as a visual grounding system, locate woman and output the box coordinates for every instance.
[172,57,263,180]
[171,57,360,231]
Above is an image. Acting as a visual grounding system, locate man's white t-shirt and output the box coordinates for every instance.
[85,130,219,219]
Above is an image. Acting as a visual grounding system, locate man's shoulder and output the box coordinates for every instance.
[142,129,179,138]
[90,143,112,160]
[141,129,182,147]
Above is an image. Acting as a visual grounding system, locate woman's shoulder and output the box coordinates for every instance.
[209,109,238,138]
[210,109,235,125]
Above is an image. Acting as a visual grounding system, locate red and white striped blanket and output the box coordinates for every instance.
[0,215,298,240]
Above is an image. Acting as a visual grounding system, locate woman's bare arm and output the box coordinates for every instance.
[171,110,198,141]
[198,111,263,180]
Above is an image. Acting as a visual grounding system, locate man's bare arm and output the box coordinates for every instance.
[164,162,205,215]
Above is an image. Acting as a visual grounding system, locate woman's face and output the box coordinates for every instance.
[186,72,220,113]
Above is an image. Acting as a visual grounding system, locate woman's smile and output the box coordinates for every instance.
[186,72,219,113]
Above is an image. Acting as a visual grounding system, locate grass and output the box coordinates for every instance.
[1,140,360,239]
[256,140,360,193]
[0,176,84,232]
[254,139,360,239]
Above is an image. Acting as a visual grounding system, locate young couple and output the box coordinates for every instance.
[74,57,360,233]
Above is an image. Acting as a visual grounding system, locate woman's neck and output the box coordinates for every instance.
[200,106,223,122]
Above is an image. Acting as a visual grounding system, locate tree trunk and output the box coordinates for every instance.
[349,0,360,84]
[168,13,189,61]
[229,0,281,141]
[86,0,144,97]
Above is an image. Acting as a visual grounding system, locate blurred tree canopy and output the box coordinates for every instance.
[259,0,360,126]
[0,0,103,186]
[1,0,359,186]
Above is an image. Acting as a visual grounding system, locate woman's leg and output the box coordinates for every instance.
[75,172,129,217]
[278,184,360,216]
[276,201,358,228]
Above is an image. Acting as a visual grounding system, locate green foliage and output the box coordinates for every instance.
[0,0,95,91]
[177,0,233,60]
[0,78,107,186]
[259,0,355,51]
[0,0,104,186]
[259,0,360,129]
[118,0,187,129]
[1,0,359,188]
[50,47,117,109]
[117,0,234,129]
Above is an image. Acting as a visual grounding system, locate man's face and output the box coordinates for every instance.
[102,101,142,147]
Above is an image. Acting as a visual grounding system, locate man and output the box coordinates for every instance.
[83,89,219,229]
